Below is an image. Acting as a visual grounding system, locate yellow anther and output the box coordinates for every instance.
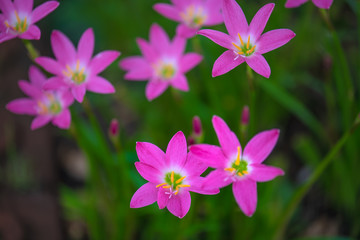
[4,21,10,28]
[175,191,179,195]
[177,184,190,188]
[225,167,236,172]
[66,65,74,76]
[232,42,242,52]
[238,33,244,46]
[249,45,256,53]
[22,17,27,32]
[237,172,243,176]
[175,176,186,184]
[234,146,241,166]
[170,171,174,183]
[247,36,250,49]
[242,170,249,174]
[14,11,21,25]
[238,51,244,55]
[76,60,80,71]
[37,101,48,114]
[156,183,167,188]
[62,70,72,78]
[163,185,171,189]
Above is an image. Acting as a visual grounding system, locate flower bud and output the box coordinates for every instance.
[241,105,249,126]
[109,119,119,137]
[192,116,202,136]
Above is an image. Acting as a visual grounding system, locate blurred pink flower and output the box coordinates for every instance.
[119,24,202,101]
[35,28,120,102]
[0,0,59,43]
[130,131,219,218]
[154,0,223,38]
[198,1,295,78]
[6,66,74,130]
[190,116,284,217]
[285,0,333,9]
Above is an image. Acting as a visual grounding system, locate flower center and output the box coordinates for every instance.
[232,33,256,57]
[156,171,190,196]
[224,146,249,177]
[4,11,28,34]
[37,92,62,115]
[154,61,176,80]
[180,5,207,28]
[62,60,87,85]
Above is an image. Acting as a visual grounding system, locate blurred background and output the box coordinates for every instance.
[0,0,359,239]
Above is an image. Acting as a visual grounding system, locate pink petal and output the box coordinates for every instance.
[18,80,42,98]
[169,35,186,59]
[171,75,189,91]
[153,3,181,22]
[176,24,198,39]
[179,53,202,73]
[31,115,52,130]
[166,191,191,218]
[31,1,59,24]
[89,50,120,75]
[145,80,168,101]
[6,98,36,115]
[0,33,16,44]
[212,115,241,158]
[19,25,40,40]
[71,85,86,102]
[248,164,284,182]
[285,0,308,8]
[197,29,233,49]
[157,187,169,209]
[86,76,115,94]
[188,176,220,195]
[212,50,245,77]
[119,56,148,71]
[189,144,228,168]
[135,162,162,183]
[204,0,223,26]
[312,0,333,9]
[130,182,158,208]
[136,38,157,63]
[183,153,208,176]
[28,65,47,87]
[35,56,63,75]
[136,142,166,169]
[257,29,295,54]
[43,76,67,90]
[222,0,248,37]
[243,129,279,164]
[166,131,187,167]
[150,23,170,53]
[232,179,257,217]
[245,54,271,78]
[58,90,74,107]
[120,57,152,81]
[203,169,233,189]
[171,0,187,8]
[77,28,94,64]
[52,109,71,129]
[51,30,76,65]
[249,3,274,41]
[0,0,14,14]
[14,0,33,14]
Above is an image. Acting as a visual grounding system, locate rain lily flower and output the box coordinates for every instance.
[35,28,120,102]
[198,0,295,78]
[285,0,333,9]
[189,116,284,216]
[153,0,223,38]
[0,0,59,43]
[130,131,219,218]
[6,66,74,130]
[119,24,202,101]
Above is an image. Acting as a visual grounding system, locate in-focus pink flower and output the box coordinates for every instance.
[0,0,59,43]
[35,28,120,102]
[189,116,284,216]
[285,0,332,9]
[198,1,295,78]
[154,0,223,38]
[119,24,202,101]
[6,66,74,130]
[130,131,219,218]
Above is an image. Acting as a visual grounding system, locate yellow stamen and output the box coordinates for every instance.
[22,17,27,32]
[177,184,190,188]
[37,101,48,114]
[238,33,244,46]
[242,170,249,174]
[237,172,243,176]
[232,42,242,52]
[188,5,195,17]
[247,35,250,49]
[234,146,241,166]
[174,186,179,195]
[249,45,256,53]
[175,176,186,184]
[66,65,74,76]
[4,21,10,28]
[162,185,171,189]
[238,51,244,55]
[14,11,21,25]
[224,167,236,172]
[170,171,174,183]
[156,183,167,188]
[76,60,80,71]
[62,70,72,78]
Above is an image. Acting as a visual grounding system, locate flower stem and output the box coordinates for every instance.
[22,39,39,61]
[246,65,256,138]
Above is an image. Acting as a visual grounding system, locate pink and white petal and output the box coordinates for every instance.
[189,144,228,168]
[203,169,233,189]
[14,0,33,14]
[51,30,76,64]
[197,29,233,49]
[35,57,63,76]
[150,23,170,53]
[130,182,158,208]
[166,191,191,218]
[157,187,169,209]
[243,129,280,164]
[58,89,74,107]
[249,3,274,41]
[312,0,333,9]
[52,109,71,129]
[0,0,14,15]
[248,164,284,182]
[136,142,166,168]
[212,50,245,77]
[0,33,16,44]
[71,85,86,103]
[179,53,202,73]
[124,69,152,81]
[28,65,47,87]
[245,54,271,78]
[89,50,120,75]
[212,115,241,158]
[119,56,148,71]
[31,115,52,130]
[18,80,42,98]
[232,179,257,217]
[6,98,37,115]
[145,80,168,101]
[169,35,186,58]
[43,76,68,90]
[222,0,248,37]
[77,28,94,64]
[176,24,198,39]
[183,153,208,176]
[31,1,59,24]
[257,29,295,54]
[19,25,41,40]
[136,38,157,63]
[171,75,189,91]
[285,0,308,8]
[134,162,162,183]
[166,131,188,167]
[187,176,220,195]
[153,3,181,22]
[86,76,115,94]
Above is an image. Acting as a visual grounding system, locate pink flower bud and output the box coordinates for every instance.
[241,106,249,125]
[109,119,119,137]
[192,116,202,136]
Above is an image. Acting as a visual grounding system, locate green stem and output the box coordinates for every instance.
[22,40,39,61]
[246,65,256,138]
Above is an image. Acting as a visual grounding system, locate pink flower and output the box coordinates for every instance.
[0,0,59,43]
[35,28,120,102]
[154,0,223,38]
[285,0,333,9]
[130,131,219,218]
[6,66,74,130]
[189,116,284,216]
[198,1,295,78]
[119,24,202,101]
